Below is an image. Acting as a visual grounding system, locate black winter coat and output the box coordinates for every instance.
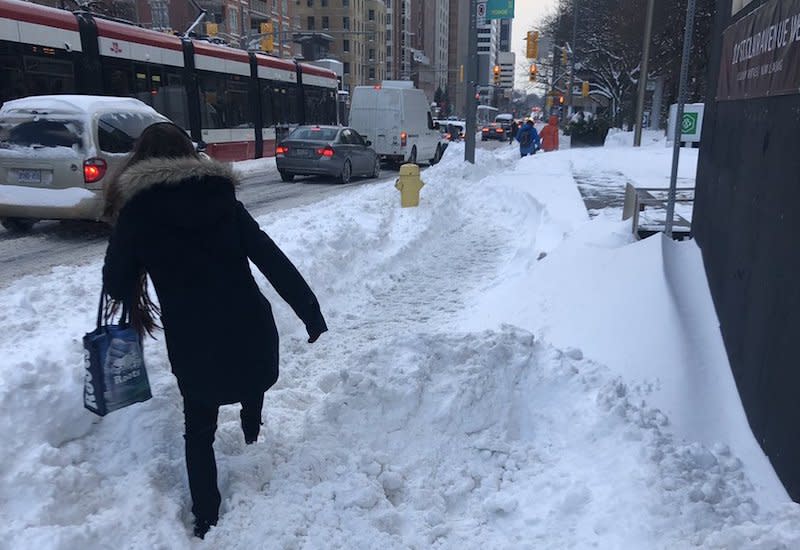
[102,157,327,405]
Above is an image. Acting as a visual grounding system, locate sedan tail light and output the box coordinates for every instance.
[275,145,288,155]
[316,146,335,158]
[83,158,107,184]
[496,128,504,133]
[400,131,407,147]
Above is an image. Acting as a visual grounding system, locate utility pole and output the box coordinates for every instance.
[566,0,578,116]
[666,0,696,237]
[633,0,655,147]
[464,0,478,164]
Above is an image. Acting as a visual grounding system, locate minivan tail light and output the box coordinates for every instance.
[275,145,288,155]
[400,131,407,147]
[83,158,107,184]
[316,146,335,158]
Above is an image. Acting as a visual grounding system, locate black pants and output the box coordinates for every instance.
[183,392,264,521]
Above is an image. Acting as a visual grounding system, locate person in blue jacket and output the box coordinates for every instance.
[516,119,541,158]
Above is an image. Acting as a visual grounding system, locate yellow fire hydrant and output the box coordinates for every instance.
[395,163,424,208]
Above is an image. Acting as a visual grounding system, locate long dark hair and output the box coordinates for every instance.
[106,122,200,336]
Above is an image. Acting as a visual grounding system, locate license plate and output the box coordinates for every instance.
[293,149,313,158]
[17,169,42,184]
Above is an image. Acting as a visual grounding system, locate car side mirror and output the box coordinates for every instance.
[365,140,372,147]
[196,140,207,153]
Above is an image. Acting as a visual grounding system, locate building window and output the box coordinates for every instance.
[321,0,328,5]
[342,0,349,6]
[369,48,374,60]
[368,9,374,21]
[228,7,239,34]
[322,16,329,29]
[343,39,350,52]
[306,0,313,6]
[342,16,350,30]
[344,62,350,74]
[307,16,315,29]
[369,67,375,79]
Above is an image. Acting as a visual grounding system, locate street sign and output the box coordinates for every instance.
[486,0,514,20]
[477,2,487,19]
[667,103,704,143]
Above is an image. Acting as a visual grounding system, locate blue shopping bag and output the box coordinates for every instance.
[83,290,151,416]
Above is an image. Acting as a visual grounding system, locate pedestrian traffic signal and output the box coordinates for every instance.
[526,31,539,59]
[260,21,274,53]
[582,81,590,98]
[493,65,501,85]
[529,64,538,82]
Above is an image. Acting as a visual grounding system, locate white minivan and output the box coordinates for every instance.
[348,81,444,166]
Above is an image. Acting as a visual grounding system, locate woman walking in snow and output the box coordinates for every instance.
[102,122,327,539]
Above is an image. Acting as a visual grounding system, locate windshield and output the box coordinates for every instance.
[98,112,169,154]
[288,127,339,141]
[0,116,84,150]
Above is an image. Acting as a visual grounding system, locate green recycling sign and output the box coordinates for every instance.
[669,103,705,144]
[486,0,514,19]
[681,112,699,136]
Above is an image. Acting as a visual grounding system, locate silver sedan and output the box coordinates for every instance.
[275,126,381,184]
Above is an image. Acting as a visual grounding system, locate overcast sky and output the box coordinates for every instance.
[511,1,558,89]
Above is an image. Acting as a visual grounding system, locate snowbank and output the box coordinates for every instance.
[605,128,665,148]
[1,141,799,548]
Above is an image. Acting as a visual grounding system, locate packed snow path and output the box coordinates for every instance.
[2,142,800,549]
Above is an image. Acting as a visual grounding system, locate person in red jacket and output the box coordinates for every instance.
[540,115,560,152]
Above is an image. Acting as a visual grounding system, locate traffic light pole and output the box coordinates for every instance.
[633,0,655,147]
[464,0,478,164]
[567,0,578,116]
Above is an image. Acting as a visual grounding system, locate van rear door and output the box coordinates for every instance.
[350,87,402,155]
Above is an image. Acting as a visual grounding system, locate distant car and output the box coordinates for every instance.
[481,123,507,141]
[275,125,381,184]
[0,95,169,232]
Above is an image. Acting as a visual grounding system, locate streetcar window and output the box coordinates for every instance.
[303,86,337,125]
[198,72,253,130]
[260,81,274,127]
[97,112,168,154]
[0,117,83,150]
[271,82,299,125]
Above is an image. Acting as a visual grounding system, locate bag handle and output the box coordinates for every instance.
[96,286,130,329]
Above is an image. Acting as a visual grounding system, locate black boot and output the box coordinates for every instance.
[240,409,262,444]
[193,517,217,539]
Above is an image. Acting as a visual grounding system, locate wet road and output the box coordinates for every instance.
[0,170,397,286]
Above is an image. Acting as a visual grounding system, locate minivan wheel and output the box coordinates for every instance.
[408,146,417,165]
[1,217,36,233]
[339,160,352,184]
[279,171,295,182]
[372,157,381,179]
[430,145,442,165]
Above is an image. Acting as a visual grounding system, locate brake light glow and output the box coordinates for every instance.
[482,128,489,133]
[400,131,407,147]
[317,146,335,158]
[83,158,107,184]
[374,85,382,90]
[275,145,288,155]
[496,128,504,133]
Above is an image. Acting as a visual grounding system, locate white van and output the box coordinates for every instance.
[349,81,444,166]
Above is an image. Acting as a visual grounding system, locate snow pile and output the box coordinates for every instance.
[232,157,278,180]
[604,128,665,148]
[1,141,799,548]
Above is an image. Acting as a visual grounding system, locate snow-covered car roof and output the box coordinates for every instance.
[0,95,158,116]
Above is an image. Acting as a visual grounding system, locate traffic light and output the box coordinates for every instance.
[561,47,568,66]
[493,65,501,85]
[260,21,274,53]
[529,64,538,82]
[582,81,590,98]
[206,22,218,37]
[526,30,539,59]
[558,95,565,105]
[546,95,553,108]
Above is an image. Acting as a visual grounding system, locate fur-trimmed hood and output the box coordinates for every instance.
[112,157,239,209]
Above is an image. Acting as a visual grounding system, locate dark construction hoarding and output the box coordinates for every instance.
[717,0,800,100]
